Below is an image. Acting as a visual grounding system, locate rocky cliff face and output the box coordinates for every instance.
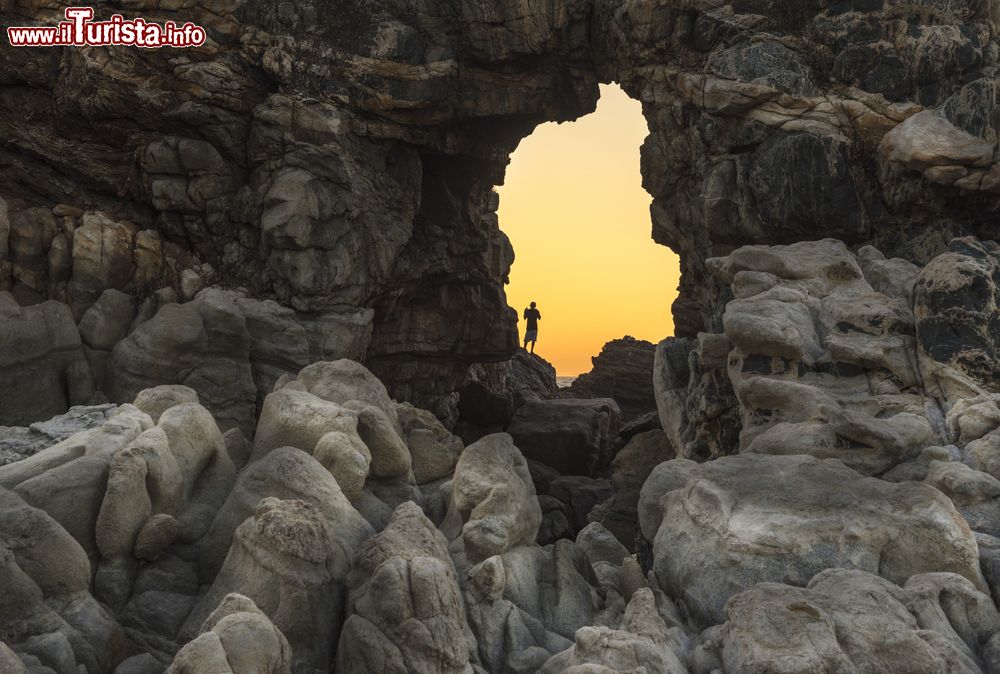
[3,3,1000,672]
[3,0,999,423]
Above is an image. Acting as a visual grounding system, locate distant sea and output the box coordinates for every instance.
[556,375,577,389]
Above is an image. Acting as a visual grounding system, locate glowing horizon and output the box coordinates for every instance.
[497,84,680,377]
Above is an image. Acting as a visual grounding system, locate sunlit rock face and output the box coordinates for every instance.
[0,0,998,424]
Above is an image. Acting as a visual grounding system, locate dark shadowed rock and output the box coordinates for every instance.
[0,293,93,426]
[569,336,656,421]
[508,398,621,476]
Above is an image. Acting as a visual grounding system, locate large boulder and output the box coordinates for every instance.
[106,289,258,434]
[108,289,321,436]
[0,488,128,673]
[0,292,92,426]
[92,401,235,609]
[166,594,292,674]
[538,588,687,674]
[569,336,657,421]
[251,387,360,462]
[184,498,360,673]
[337,502,472,673]
[78,288,136,390]
[0,643,26,674]
[196,446,372,581]
[3,405,153,561]
[395,401,463,483]
[448,433,541,563]
[507,398,621,476]
[639,454,986,626]
[508,350,559,405]
[295,359,398,422]
[720,569,1000,674]
[132,385,199,425]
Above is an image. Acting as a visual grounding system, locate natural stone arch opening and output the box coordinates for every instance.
[494,83,681,378]
[2,0,999,433]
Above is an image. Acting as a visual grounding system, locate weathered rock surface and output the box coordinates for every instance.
[721,569,1000,674]
[539,588,686,674]
[0,404,118,466]
[338,502,472,673]
[185,498,356,673]
[3,0,1000,665]
[448,433,541,563]
[166,594,291,674]
[1,0,999,422]
[569,336,657,421]
[0,293,93,426]
[508,398,621,476]
[1,305,1000,673]
[915,238,1000,403]
[639,454,986,626]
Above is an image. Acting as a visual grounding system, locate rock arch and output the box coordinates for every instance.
[1,0,998,423]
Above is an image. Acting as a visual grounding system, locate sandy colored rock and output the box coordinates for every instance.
[539,589,686,674]
[196,446,372,580]
[313,431,371,500]
[343,400,411,480]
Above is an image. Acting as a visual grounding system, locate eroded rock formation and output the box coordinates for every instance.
[3,0,1000,672]
[3,0,999,423]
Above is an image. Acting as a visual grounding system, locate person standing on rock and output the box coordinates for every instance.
[523,302,541,354]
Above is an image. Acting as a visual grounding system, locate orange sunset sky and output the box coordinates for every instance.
[497,84,681,376]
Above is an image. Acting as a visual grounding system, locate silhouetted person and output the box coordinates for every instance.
[523,302,541,353]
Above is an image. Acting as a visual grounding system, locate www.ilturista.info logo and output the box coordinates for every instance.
[7,7,206,48]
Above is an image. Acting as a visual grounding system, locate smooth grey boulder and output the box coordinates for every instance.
[448,433,541,563]
[720,569,1000,674]
[639,454,987,626]
[132,386,199,425]
[106,289,258,434]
